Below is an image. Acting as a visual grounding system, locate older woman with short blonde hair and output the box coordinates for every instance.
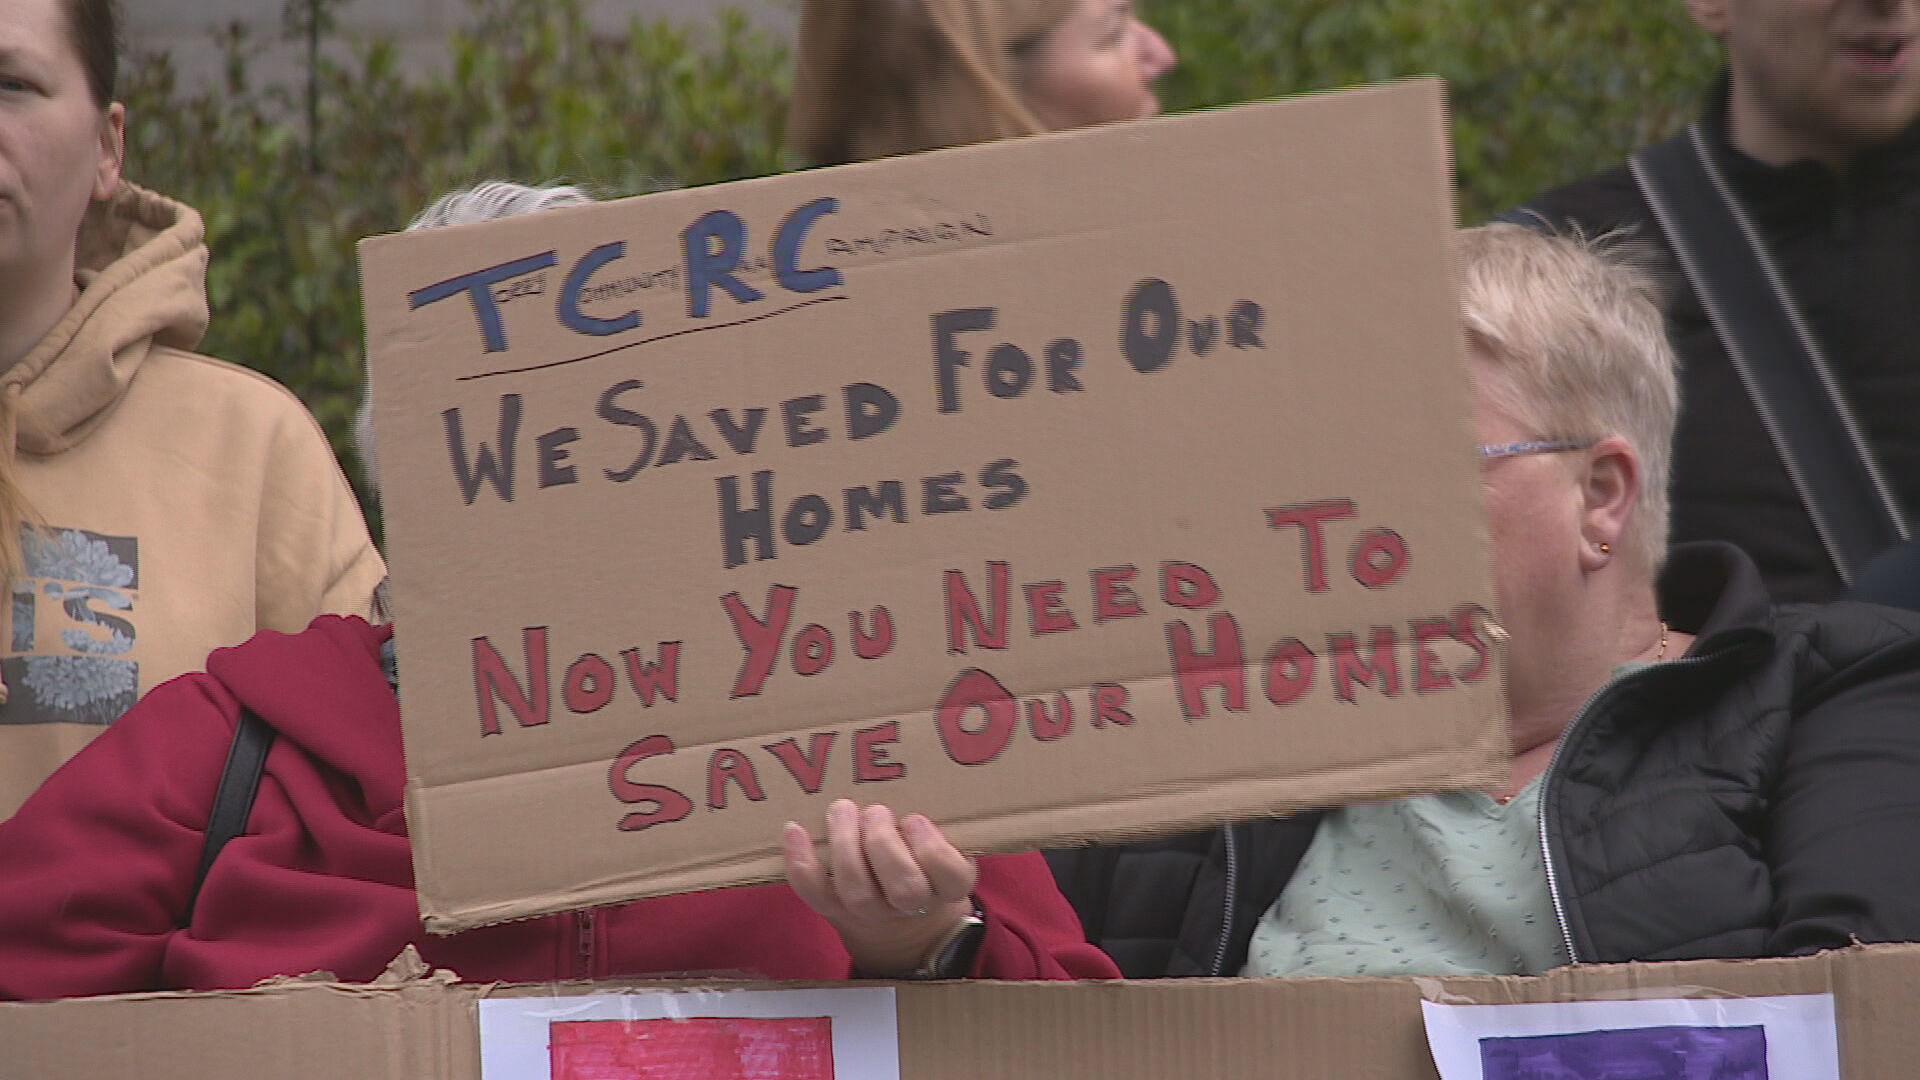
[1459,225,1678,573]
[1053,224,1920,979]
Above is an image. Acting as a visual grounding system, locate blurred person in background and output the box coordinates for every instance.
[788,0,1177,167]
[1051,225,1920,979]
[0,182,1117,1001]
[0,0,383,817]
[1511,0,1920,606]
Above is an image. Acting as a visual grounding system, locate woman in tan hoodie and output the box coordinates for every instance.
[788,0,1178,168]
[0,0,384,815]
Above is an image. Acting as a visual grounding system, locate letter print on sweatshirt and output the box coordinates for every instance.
[5,526,139,725]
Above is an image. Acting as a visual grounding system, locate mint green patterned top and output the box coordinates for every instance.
[1240,777,1570,978]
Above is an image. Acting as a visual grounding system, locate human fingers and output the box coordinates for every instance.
[858,803,937,916]
[824,798,888,917]
[782,819,838,918]
[901,812,977,903]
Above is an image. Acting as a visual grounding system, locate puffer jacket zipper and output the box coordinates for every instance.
[1197,643,1751,972]
[1536,652,1727,964]
[1208,823,1241,976]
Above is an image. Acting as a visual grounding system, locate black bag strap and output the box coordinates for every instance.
[1629,125,1910,585]
[183,706,276,925]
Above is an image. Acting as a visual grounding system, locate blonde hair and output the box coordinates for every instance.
[788,0,1079,166]
[1457,223,1680,573]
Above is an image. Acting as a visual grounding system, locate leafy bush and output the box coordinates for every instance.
[120,0,1720,530]
[120,0,791,528]
[1149,0,1721,223]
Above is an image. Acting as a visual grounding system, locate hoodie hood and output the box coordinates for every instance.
[7,183,210,456]
[204,615,406,826]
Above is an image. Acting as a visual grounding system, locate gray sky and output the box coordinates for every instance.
[127,0,791,90]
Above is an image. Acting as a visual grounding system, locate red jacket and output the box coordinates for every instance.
[0,617,1116,1000]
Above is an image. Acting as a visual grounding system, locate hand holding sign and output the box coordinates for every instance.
[783,800,978,977]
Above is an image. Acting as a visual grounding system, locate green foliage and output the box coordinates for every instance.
[121,0,1717,532]
[1147,0,1721,223]
[119,0,790,529]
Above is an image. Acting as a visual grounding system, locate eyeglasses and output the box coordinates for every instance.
[1476,438,1595,460]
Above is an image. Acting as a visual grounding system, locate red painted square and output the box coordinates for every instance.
[550,1016,835,1080]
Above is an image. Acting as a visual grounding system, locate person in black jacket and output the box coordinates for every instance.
[1049,224,1920,979]
[1509,0,1920,605]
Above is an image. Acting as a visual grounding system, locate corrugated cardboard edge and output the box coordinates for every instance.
[0,977,481,1077]
[5,945,1920,1078]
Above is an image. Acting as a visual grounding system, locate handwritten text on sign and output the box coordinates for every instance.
[365,82,1501,922]
[414,197,1490,833]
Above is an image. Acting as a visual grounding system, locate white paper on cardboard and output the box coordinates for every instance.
[479,986,900,1080]
[1421,992,1839,1080]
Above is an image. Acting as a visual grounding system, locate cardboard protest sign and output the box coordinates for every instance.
[360,77,1507,932]
[8,946,1917,1079]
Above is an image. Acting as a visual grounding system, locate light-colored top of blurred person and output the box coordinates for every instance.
[788,0,1177,167]
[0,0,384,816]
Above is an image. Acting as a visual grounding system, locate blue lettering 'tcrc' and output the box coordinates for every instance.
[415,197,845,350]
[771,197,843,296]
[558,241,641,337]
[683,211,764,319]
[408,251,559,353]
[683,198,844,319]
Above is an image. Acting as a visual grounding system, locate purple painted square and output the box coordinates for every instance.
[1479,1023,1768,1080]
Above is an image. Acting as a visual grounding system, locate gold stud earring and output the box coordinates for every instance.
[1596,542,1610,554]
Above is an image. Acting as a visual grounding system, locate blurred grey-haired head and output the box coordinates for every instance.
[405,180,595,232]
[355,181,596,496]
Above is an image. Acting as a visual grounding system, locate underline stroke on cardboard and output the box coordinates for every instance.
[454,295,852,382]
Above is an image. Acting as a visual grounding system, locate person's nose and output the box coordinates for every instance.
[1135,19,1178,81]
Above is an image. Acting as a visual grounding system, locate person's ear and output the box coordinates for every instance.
[1685,0,1730,38]
[1576,435,1641,573]
[93,102,125,203]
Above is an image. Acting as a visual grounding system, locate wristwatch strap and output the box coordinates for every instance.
[909,902,987,980]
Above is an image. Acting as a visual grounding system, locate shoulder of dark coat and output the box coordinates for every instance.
[1766,599,1920,682]
[1500,162,1648,236]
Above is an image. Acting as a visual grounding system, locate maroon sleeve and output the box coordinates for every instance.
[968,851,1120,979]
[0,673,238,1000]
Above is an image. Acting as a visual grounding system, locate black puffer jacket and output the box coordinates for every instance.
[1050,543,1920,977]
[1511,85,1920,604]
